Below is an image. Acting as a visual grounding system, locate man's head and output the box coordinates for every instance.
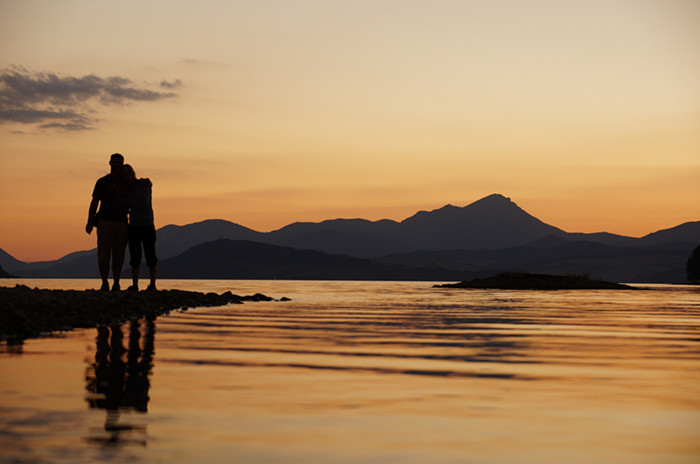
[109,153,124,174]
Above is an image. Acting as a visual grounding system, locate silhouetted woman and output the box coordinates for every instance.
[123,164,158,291]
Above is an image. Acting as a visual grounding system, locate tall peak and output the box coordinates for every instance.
[474,193,512,204]
[466,194,518,211]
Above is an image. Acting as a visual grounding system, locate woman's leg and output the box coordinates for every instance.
[143,225,158,290]
[128,225,143,290]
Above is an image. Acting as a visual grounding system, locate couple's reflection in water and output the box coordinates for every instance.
[84,318,156,446]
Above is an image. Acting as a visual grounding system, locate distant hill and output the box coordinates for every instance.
[378,241,693,283]
[0,265,16,278]
[157,219,264,260]
[264,219,410,256]
[2,193,698,283]
[266,194,565,256]
[157,240,464,281]
[639,221,700,246]
[0,249,24,272]
[396,194,565,250]
[0,247,96,277]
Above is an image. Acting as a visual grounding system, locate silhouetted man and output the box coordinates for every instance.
[86,153,129,291]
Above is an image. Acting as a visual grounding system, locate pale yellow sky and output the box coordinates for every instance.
[1,0,699,261]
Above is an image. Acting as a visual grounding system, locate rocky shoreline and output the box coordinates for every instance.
[435,272,636,290]
[0,285,282,341]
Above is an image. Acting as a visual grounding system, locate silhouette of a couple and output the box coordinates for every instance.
[86,153,158,292]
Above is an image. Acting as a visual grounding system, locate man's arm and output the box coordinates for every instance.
[86,197,99,234]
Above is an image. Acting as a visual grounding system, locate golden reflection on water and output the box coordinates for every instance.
[1,280,699,463]
[84,319,155,447]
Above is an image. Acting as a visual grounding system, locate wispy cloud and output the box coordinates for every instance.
[178,58,225,69]
[160,79,183,90]
[0,67,181,131]
[179,58,205,66]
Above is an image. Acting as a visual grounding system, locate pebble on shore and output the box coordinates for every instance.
[0,285,279,341]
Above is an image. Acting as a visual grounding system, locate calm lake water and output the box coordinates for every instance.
[1,279,699,464]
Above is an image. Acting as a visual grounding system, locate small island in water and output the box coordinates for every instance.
[435,272,636,290]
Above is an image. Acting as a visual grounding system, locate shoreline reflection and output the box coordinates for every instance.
[84,318,156,446]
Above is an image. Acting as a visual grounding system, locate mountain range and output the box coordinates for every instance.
[2,194,698,283]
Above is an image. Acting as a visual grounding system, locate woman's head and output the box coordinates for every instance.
[123,164,136,181]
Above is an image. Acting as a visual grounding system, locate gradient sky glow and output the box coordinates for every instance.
[1,0,699,261]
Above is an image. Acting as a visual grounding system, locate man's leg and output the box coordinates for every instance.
[111,221,128,291]
[96,221,111,290]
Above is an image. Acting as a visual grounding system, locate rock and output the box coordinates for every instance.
[0,285,281,341]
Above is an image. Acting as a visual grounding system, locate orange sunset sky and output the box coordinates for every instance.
[1,0,699,262]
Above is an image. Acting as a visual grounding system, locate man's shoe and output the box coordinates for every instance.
[126,285,139,292]
[99,282,110,291]
[146,284,157,292]
[111,282,121,292]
